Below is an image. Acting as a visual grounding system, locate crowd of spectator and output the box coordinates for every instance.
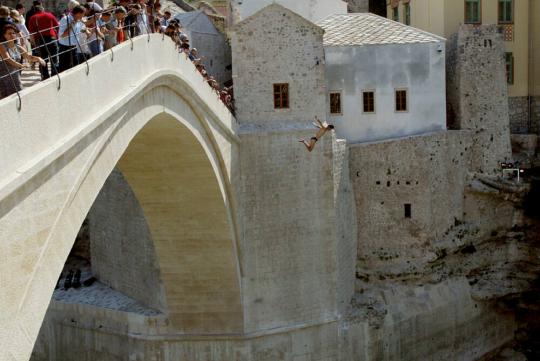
[162,16,234,112]
[0,0,234,112]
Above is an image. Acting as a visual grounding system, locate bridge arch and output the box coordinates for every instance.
[0,35,242,361]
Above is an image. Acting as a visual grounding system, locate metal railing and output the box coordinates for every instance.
[0,10,234,113]
[0,14,149,110]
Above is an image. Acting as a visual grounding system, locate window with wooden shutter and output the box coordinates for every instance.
[465,0,481,24]
[330,92,342,114]
[395,89,408,112]
[273,83,289,109]
[362,91,375,113]
[498,0,513,24]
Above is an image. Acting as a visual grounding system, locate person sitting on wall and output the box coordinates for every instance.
[299,117,334,152]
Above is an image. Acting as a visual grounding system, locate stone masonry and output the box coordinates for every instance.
[232,4,327,125]
[533,96,540,134]
[509,96,531,134]
[346,0,369,13]
[87,168,167,312]
[232,3,345,335]
[446,25,512,174]
[349,131,473,277]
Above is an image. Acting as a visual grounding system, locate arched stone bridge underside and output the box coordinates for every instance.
[0,35,243,361]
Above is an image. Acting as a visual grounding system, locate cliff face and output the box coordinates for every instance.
[346,129,540,360]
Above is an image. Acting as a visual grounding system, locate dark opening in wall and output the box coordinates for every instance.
[404,204,412,218]
[369,0,387,17]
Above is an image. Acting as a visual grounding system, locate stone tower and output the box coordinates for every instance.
[446,25,512,174]
[232,3,327,125]
[231,2,356,340]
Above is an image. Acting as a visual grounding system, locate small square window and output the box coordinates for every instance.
[329,92,342,114]
[465,0,481,24]
[505,52,514,85]
[395,89,408,112]
[404,204,412,218]
[363,91,375,113]
[273,83,289,109]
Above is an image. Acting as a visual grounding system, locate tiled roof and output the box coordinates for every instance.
[318,13,444,46]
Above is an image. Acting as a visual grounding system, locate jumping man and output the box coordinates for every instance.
[299,117,335,152]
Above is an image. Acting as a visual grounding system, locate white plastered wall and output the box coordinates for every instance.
[325,41,447,143]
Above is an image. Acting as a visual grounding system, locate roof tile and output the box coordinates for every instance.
[318,13,444,46]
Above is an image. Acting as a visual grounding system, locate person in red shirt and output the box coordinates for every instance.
[27,5,59,79]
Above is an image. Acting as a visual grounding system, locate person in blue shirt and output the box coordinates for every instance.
[57,5,88,72]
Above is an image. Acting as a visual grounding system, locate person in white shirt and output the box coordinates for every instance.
[86,11,103,56]
[58,5,88,72]
[160,10,171,28]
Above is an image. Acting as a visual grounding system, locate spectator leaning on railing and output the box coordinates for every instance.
[0,23,45,99]
[27,5,59,79]
[0,0,235,112]
[57,5,87,72]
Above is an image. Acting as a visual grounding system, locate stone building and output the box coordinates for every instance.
[174,10,232,86]
[386,0,540,135]
[228,0,348,26]
[319,13,446,143]
[231,3,327,125]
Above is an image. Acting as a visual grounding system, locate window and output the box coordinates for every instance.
[392,7,399,21]
[404,3,411,25]
[404,204,412,218]
[362,91,375,113]
[505,52,514,84]
[273,83,289,109]
[464,0,481,24]
[329,92,342,114]
[395,89,408,112]
[498,0,513,24]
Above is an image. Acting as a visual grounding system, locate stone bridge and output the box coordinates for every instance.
[0,34,351,361]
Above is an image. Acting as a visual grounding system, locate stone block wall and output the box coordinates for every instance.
[87,168,167,312]
[508,96,530,134]
[31,301,341,361]
[446,25,512,174]
[333,139,357,316]
[349,131,472,275]
[237,128,339,333]
[231,4,327,125]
